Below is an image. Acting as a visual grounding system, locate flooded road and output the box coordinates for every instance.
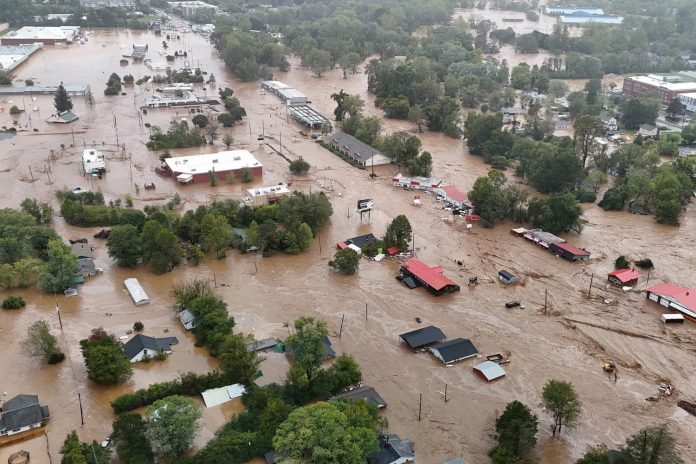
[0,28,695,464]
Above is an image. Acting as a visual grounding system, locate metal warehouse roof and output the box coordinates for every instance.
[430,338,478,364]
[399,325,446,349]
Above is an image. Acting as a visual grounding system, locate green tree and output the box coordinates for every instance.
[192,114,209,128]
[222,134,234,148]
[382,96,411,119]
[383,215,412,252]
[548,80,569,98]
[541,379,582,436]
[666,97,684,118]
[516,33,538,53]
[576,445,611,464]
[240,167,254,183]
[107,224,143,266]
[20,198,53,224]
[289,158,310,175]
[201,213,233,259]
[468,173,508,226]
[23,319,62,363]
[104,73,122,95]
[296,223,314,251]
[38,239,77,293]
[338,52,361,78]
[145,395,202,458]
[329,248,360,275]
[141,221,181,273]
[464,112,503,155]
[60,431,88,464]
[511,63,532,90]
[495,400,538,458]
[490,446,517,464]
[620,424,683,464]
[218,333,263,384]
[286,317,329,382]
[80,328,133,385]
[354,116,381,146]
[681,122,696,145]
[528,193,583,234]
[574,115,603,168]
[621,97,659,130]
[272,401,380,464]
[306,49,332,77]
[112,413,154,464]
[54,84,73,113]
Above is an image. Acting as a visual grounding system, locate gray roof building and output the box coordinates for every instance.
[331,385,387,408]
[179,309,197,330]
[0,394,50,436]
[77,257,96,276]
[441,459,467,464]
[122,334,178,362]
[430,338,478,364]
[473,360,506,382]
[368,434,415,464]
[328,131,392,167]
[399,326,446,350]
[246,337,279,352]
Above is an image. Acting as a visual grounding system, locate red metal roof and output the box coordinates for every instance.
[647,283,696,311]
[403,258,456,291]
[439,186,468,203]
[608,268,639,283]
[336,241,347,249]
[386,246,399,256]
[553,242,590,256]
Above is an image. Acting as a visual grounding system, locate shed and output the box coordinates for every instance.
[473,360,506,382]
[201,384,246,408]
[179,309,197,330]
[608,269,639,287]
[549,242,590,261]
[124,278,149,305]
[331,385,387,409]
[430,338,478,364]
[498,270,517,285]
[399,326,446,350]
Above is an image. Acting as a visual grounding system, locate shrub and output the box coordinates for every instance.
[615,255,630,269]
[2,296,26,309]
[574,190,596,203]
[9,105,22,115]
[489,156,509,170]
[192,114,209,128]
[133,321,144,332]
[48,352,65,364]
[289,158,310,175]
[635,258,654,269]
[240,168,254,183]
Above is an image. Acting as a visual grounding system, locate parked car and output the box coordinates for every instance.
[505,300,521,309]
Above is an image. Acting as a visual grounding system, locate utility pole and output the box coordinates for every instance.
[418,393,422,421]
[28,166,35,184]
[55,299,63,331]
[544,289,548,315]
[646,267,651,284]
[339,314,345,339]
[365,302,368,323]
[588,273,594,298]
[444,384,448,403]
[78,392,84,425]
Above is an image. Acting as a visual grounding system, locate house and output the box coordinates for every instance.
[608,269,640,287]
[678,92,696,113]
[646,283,696,321]
[82,149,106,176]
[124,278,149,305]
[401,259,460,296]
[434,186,472,210]
[600,112,618,131]
[246,337,279,352]
[178,309,197,330]
[399,325,446,350]
[47,110,79,124]
[201,384,246,408]
[473,360,506,382]
[331,385,387,409]
[392,173,443,191]
[337,233,377,251]
[122,334,179,362]
[328,132,392,168]
[368,434,415,464]
[549,242,591,261]
[637,124,658,138]
[498,270,517,285]
[160,150,263,184]
[76,257,97,277]
[71,242,95,259]
[0,395,50,436]
[430,338,478,365]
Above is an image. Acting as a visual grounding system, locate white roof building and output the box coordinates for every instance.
[124,278,149,305]
[1,26,79,44]
[201,384,246,408]
[164,150,262,176]
[82,149,106,175]
[243,183,290,206]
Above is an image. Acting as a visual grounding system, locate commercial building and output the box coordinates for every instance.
[549,242,591,261]
[646,283,696,321]
[1,26,80,45]
[261,81,307,105]
[678,92,696,113]
[328,131,392,168]
[161,150,263,184]
[167,1,219,18]
[0,44,42,72]
[80,0,137,9]
[546,6,605,15]
[511,227,565,249]
[288,105,330,128]
[401,259,460,296]
[392,173,443,191]
[122,334,178,362]
[434,186,472,210]
[559,13,623,24]
[82,149,106,176]
[242,183,290,206]
[0,394,50,437]
[622,75,696,104]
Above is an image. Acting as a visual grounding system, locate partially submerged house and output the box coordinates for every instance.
[399,326,446,350]
[368,434,415,464]
[178,309,197,330]
[498,270,517,285]
[400,259,460,296]
[76,257,97,277]
[0,394,50,437]
[328,131,392,168]
[82,149,106,176]
[549,242,590,261]
[434,186,472,210]
[71,242,95,259]
[124,278,149,305]
[430,338,478,365]
[646,283,696,321]
[511,228,565,249]
[288,335,336,361]
[473,360,506,382]
[47,110,79,124]
[246,337,279,352]
[337,233,377,251]
[331,385,387,409]
[122,334,178,362]
[392,173,443,191]
[608,269,640,287]
[600,112,618,131]
[201,384,246,408]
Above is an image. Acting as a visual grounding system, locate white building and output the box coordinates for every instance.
[1,26,79,45]
[201,384,246,408]
[242,183,290,206]
[122,334,178,362]
[164,150,263,183]
[124,278,149,305]
[179,309,197,330]
[167,1,219,18]
[679,92,696,113]
[392,173,443,191]
[82,149,106,176]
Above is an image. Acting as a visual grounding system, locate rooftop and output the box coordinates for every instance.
[247,183,290,198]
[0,394,50,432]
[560,13,623,24]
[345,233,377,249]
[392,173,443,187]
[164,150,262,175]
[402,258,457,291]
[437,186,469,203]
[400,325,446,349]
[546,6,605,15]
[3,26,79,41]
[626,75,696,92]
[124,278,149,304]
[331,385,387,408]
[553,242,590,257]
[329,131,383,164]
[288,105,330,126]
[122,334,179,360]
[430,338,478,364]
[179,309,196,324]
[608,268,640,284]
[473,360,506,381]
[261,80,292,91]
[647,283,696,314]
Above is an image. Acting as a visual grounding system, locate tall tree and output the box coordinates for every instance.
[495,400,538,458]
[38,239,77,293]
[23,319,62,363]
[574,115,603,168]
[541,379,582,436]
[620,424,683,464]
[60,431,88,464]
[666,97,684,118]
[285,317,329,382]
[107,224,142,267]
[217,333,263,385]
[383,215,412,252]
[145,396,202,458]
[54,84,73,113]
[200,213,233,259]
[80,328,133,385]
[112,413,154,464]
[329,248,360,275]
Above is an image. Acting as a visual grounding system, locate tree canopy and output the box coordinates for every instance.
[286,317,329,382]
[145,395,202,458]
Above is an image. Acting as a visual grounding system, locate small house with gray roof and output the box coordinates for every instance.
[0,394,50,436]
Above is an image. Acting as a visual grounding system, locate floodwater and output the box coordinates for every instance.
[0,27,696,464]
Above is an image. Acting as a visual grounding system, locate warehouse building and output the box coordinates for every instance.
[161,150,263,184]
[1,26,80,45]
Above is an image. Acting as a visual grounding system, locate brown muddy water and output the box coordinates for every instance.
[0,28,696,464]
